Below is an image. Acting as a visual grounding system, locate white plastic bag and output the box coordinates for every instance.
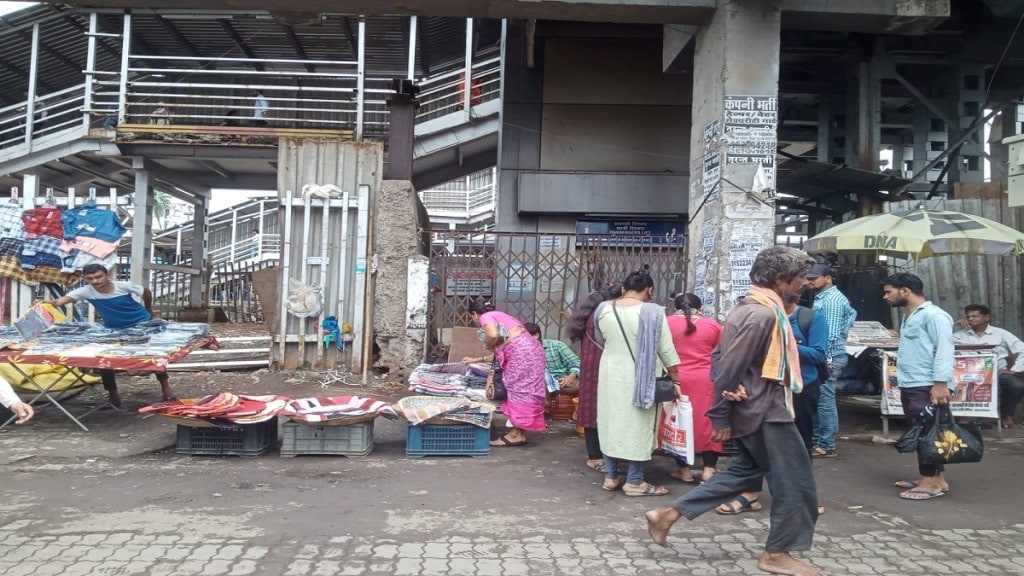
[285,278,323,318]
[658,395,695,465]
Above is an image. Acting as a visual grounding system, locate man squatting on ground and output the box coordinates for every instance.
[952,303,1024,430]
[882,273,954,501]
[646,246,822,576]
[44,264,174,407]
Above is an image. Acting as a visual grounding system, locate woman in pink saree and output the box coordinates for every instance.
[468,300,547,446]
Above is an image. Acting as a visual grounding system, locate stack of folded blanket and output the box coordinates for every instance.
[279,396,397,423]
[139,393,288,426]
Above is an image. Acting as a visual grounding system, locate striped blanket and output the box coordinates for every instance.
[279,396,398,423]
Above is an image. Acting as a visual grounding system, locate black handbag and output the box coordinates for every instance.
[917,404,983,465]
[895,404,934,454]
[485,360,507,401]
[612,302,678,403]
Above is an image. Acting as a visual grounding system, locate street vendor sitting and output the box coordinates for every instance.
[952,303,1024,429]
[43,264,174,407]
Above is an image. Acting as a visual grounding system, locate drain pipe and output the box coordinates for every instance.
[361,218,376,386]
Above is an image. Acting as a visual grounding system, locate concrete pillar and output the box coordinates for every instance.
[385,94,418,180]
[688,0,782,319]
[952,65,986,183]
[190,194,208,307]
[374,180,424,371]
[496,19,542,232]
[131,167,152,285]
[846,40,882,174]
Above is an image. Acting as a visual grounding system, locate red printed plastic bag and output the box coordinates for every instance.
[658,396,695,465]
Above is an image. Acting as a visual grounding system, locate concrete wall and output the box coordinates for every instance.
[498,26,693,232]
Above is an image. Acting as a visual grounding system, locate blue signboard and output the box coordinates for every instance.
[576,219,686,246]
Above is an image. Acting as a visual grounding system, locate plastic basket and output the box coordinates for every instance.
[175,419,278,457]
[406,423,490,458]
[280,421,374,458]
[551,393,577,421]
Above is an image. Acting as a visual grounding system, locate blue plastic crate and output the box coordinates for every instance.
[176,419,278,457]
[280,421,374,458]
[406,423,490,458]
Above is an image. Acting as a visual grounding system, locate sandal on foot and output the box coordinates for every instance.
[669,470,696,483]
[587,460,607,474]
[623,483,670,497]
[602,477,624,491]
[894,480,949,493]
[490,434,527,447]
[716,494,762,515]
[899,488,945,501]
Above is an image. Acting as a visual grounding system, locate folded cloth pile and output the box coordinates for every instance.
[395,395,495,429]
[139,393,288,426]
[407,364,469,397]
[279,396,398,423]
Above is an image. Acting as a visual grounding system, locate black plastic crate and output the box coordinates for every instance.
[176,419,278,457]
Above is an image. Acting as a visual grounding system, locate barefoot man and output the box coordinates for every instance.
[645,246,822,576]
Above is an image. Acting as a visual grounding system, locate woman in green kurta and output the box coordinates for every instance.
[595,271,681,496]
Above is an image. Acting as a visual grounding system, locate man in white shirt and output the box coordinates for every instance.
[952,303,1024,429]
[1,376,34,425]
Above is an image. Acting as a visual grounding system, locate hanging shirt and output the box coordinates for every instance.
[21,206,64,239]
[0,204,26,240]
[59,236,120,258]
[61,205,127,242]
[65,281,151,328]
[20,236,64,269]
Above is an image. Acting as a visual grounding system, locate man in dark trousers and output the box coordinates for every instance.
[645,246,821,576]
[882,273,953,500]
[44,264,174,407]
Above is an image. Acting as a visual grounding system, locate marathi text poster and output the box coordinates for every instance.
[723,95,777,191]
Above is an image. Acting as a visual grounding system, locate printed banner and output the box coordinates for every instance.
[881,351,999,418]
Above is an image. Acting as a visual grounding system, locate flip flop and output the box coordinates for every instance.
[899,488,945,501]
[490,435,527,447]
[893,480,949,493]
[586,460,607,473]
[716,494,763,515]
[623,483,669,497]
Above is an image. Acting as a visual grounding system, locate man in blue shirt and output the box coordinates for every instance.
[806,263,857,459]
[46,264,174,407]
[882,273,953,501]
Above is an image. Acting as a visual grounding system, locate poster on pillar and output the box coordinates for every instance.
[700,119,722,201]
[728,225,764,302]
[723,95,778,193]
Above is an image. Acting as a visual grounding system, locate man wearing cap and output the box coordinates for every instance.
[806,264,856,458]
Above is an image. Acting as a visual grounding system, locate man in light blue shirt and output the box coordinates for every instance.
[882,273,953,502]
[806,263,856,458]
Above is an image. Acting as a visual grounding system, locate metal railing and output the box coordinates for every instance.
[0,14,503,161]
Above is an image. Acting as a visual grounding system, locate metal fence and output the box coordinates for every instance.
[426,231,688,361]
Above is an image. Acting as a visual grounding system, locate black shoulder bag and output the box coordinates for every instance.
[485,359,507,401]
[612,303,677,403]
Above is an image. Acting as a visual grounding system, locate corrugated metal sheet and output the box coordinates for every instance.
[893,199,1024,339]
[275,137,383,370]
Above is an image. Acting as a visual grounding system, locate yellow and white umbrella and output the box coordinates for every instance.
[803,208,1024,260]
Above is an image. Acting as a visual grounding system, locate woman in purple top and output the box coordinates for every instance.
[468,299,547,446]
